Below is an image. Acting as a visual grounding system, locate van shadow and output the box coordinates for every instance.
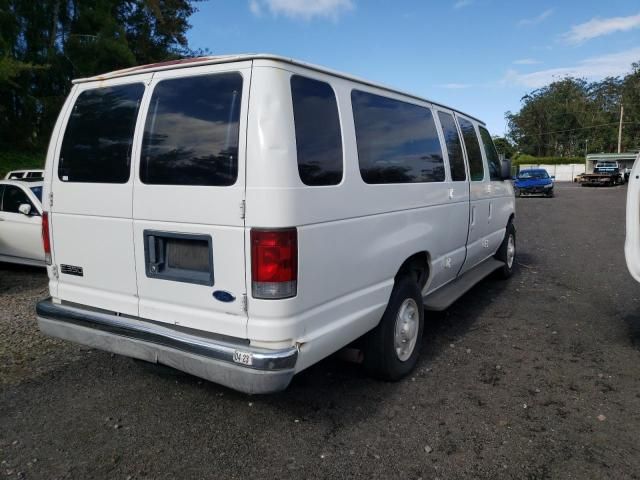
[234,267,517,425]
[622,313,640,349]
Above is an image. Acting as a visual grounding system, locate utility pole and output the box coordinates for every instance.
[618,103,624,154]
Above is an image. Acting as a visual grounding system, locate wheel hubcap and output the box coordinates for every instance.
[506,234,515,269]
[394,298,419,362]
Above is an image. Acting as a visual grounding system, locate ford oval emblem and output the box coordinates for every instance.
[213,290,236,303]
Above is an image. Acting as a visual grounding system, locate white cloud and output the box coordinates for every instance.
[453,0,473,9]
[437,83,472,89]
[249,0,262,16]
[513,58,542,65]
[562,12,640,45]
[518,9,554,27]
[503,47,640,88]
[249,0,354,20]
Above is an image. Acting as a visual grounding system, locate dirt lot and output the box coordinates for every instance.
[2,183,640,479]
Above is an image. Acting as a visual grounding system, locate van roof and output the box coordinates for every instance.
[72,54,486,126]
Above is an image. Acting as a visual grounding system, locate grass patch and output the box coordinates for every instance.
[0,150,45,178]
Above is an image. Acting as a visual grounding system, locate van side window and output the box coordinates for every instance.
[457,117,484,181]
[351,90,444,184]
[140,73,243,186]
[291,76,343,186]
[59,84,144,183]
[479,127,502,180]
[437,112,466,181]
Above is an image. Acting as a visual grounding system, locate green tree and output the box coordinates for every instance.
[506,65,640,157]
[492,136,516,159]
[0,0,199,152]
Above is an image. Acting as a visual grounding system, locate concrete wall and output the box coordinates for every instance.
[519,164,585,182]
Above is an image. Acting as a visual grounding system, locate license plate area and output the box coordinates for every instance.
[233,350,253,366]
[143,230,214,286]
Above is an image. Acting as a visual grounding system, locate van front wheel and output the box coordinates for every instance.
[363,276,424,381]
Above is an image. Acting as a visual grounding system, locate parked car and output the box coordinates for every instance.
[4,169,44,180]
[0,180,45,266]
[513,168,554,197]
[36,54,516,394]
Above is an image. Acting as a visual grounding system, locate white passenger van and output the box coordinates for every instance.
[36,54,516,393]
[625,153,640,281]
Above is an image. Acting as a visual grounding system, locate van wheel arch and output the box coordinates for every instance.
[396,252,430,290]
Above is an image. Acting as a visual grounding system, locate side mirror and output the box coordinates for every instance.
[501,159,512,180]
[18,203,32,216]
[551,175,556,180]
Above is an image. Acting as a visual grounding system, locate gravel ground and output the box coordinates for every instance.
[1,182,640,479]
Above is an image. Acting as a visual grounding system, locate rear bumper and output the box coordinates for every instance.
[36,298,298,394]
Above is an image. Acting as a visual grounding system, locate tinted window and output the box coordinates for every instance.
[518,170,549,179]
[141,73,242,186]
[59,84,143,183]
[438,112,466,181]
[2,185,32,213]
[458,117,484,181]
[479,127,501,180]
[352,91,444,184]
[30,186,43,202]
[26,172,42,178]
[291,76,343,186]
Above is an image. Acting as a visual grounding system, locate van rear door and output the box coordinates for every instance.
[50,75,150,315]
[132,62,250,339]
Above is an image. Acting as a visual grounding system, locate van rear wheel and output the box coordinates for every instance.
[363,275,424,381]
[495,222,516,279]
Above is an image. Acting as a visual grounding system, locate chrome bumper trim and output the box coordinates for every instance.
[36,298,298,393]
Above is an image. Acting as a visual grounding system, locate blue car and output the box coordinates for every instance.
[513,168,554,197]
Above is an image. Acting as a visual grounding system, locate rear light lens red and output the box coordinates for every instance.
[42,211,52,265]
[251,228,297,299]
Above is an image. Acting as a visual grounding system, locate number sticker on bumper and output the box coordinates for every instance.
[233,350,253,366]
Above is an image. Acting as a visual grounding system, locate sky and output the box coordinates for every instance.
[187,0,640,136]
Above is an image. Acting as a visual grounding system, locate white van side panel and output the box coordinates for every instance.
[245,62,473,362]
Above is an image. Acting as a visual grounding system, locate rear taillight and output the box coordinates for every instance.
[251,228,297,299]
[42,211,51,265]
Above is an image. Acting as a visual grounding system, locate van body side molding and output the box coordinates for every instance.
[36,298,297,394]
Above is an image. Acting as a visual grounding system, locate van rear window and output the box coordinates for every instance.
[59,84,144,183]
[291,76,343,186]
[140,73,242,186]
[351,91,445,184]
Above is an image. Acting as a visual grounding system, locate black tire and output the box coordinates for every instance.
[546,190,554,198]
[494,222,516,279]
[363,275,424,381]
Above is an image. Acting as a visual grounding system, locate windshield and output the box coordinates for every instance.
[518,170,549,179]
[30,186,43,202]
